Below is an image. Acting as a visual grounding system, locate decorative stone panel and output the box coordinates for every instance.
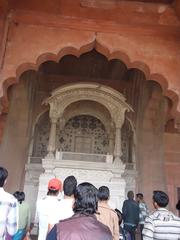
[57,115,109,154]
[32,112,50,158]
[121,118,134,164]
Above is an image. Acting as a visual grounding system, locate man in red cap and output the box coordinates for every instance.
[36,178,62,240]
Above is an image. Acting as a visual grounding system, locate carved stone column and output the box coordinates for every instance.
[113,113,125,166]
[108,131,114,154]
[46,117,58,159]
[114,127,122,163]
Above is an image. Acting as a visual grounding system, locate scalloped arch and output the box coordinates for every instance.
[1,40,179,118]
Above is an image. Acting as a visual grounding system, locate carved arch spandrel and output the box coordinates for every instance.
[44,83,132,128]
[0,30,180,115]
[0,30,179,122]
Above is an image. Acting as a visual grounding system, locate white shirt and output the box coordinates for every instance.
[0,188,18,240]
[36,195,61,240]
[57,198,74,220]
[49,198,74,224]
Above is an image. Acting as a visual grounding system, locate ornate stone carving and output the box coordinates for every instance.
[121,119,134,165]
[44,83,132,165]
[32,112,50,159]
[123,169,137,194]
[46,116,58,158]
[57,115,109,154]
[54,168,113,182]
[45,83,131,124]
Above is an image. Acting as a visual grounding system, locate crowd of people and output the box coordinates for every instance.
[1,166,180,240]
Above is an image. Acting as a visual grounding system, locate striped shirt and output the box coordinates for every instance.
[0,188,18,240]
[143,208,180,240]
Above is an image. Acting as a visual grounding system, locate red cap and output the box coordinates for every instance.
[48,178,62,191]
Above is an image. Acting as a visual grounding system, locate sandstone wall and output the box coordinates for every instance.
[164,132,180,214]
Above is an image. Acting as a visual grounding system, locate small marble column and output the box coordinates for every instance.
[108,132,114,155]
[46,117,58,159]
[113,115,125,166]
[114,127,122,163]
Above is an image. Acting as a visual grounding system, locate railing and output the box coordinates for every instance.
[29,152,135,169]
[29,152,112,164]
[60,151,107,163]
[29,156,42,164]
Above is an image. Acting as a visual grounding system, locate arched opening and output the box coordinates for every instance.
[0,49,174,217]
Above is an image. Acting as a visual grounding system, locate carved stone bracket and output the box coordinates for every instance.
[113,109,126,128]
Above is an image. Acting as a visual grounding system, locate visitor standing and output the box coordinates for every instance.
[122,191,139,240]
[96,186,119,240]
[143,190,180,240]
[46,182,112,240]
[36,178,62,240]
[176,199,180,217]
[136,193,149,240]
[115,208,131,240]
[0,166,18,240]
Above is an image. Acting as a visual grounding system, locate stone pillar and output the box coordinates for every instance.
[46,117,58,158]
[113,111,126,167]
[108,131,114,154]
[114,126,122,164]
[58,117,65,150]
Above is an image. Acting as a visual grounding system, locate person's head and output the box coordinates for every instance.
[176,199,180,211]
[136,193,144,202]
[73,182,98,215]
[0,167,8,187]
[47,178,62,196]
[127,191,134,200]
[97,186,110,201]
[13,191,25,204]
[63,175,77,197]
[115,208,123,225]
[153,190,169,209]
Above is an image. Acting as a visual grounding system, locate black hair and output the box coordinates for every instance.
[136,193,144,200]
[153,190,169,207]
[73,182,98,215]
[47,189,59,196]
[13,191,25,204]
[0,167,8,187]
[115,208,123,225]
[176,200,180,211]
[63,175,77,197]
[127,191,134,200]
[97,186,110,201]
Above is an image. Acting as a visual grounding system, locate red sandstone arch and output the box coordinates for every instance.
[0,38,179,121]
